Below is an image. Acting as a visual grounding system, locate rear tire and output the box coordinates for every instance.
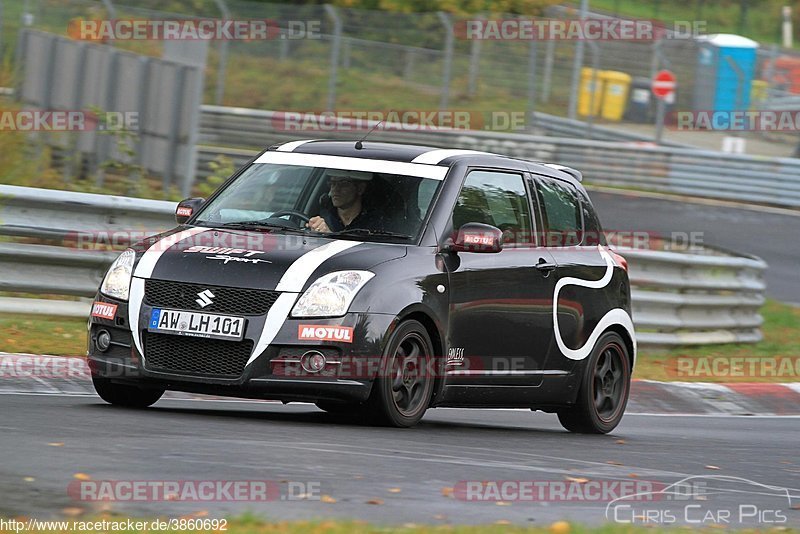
[92,375,164,408]
[366,320,435,427]
[557,332,631,434]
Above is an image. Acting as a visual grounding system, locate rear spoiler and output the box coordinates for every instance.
[542,163,583,183]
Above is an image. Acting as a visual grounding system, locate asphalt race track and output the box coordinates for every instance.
[590,190,800,305]
[2,393,798,527]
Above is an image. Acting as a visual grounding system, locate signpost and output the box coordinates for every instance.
[653,69,676,144]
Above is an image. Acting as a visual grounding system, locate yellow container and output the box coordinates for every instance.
[750,79,768,106]
[600,70,632,121]
[578,67,604,117]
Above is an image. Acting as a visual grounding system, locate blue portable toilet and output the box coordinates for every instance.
[693,34,759,112]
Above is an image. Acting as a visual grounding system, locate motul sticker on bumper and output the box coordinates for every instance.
[297,325,354,343]
[91,302,118,320]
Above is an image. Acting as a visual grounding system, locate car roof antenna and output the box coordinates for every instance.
[355,112,390,150]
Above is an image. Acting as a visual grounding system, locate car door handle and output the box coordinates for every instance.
[535,259,557,273]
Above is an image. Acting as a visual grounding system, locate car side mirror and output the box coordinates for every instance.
[175,197,205,224]
[451,223,503,253]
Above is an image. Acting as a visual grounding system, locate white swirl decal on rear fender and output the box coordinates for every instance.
[553,245,636,362]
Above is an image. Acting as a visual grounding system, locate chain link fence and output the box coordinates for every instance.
[0,1,714,117]
[5,0,800,153]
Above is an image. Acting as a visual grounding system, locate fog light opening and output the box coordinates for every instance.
[300,350,327,373]
[96,330,112,352]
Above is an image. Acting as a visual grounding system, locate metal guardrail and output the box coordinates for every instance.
[0,184,766,347]
[196,105,800,208]
[529,112,692,147]
[621,247,766,346]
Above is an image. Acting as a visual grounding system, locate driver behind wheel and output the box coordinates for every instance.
[307,170,383,233]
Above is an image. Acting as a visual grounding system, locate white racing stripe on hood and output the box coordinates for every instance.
[129,227,209,360]
[553,246,636,362]
[133,227,209,279]
[129,278,147,361]
[275,240,362,292]
[247,239,363,365]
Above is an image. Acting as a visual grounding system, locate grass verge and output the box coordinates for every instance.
[1,300,798,383]
[0,314,86,356]
[633,300,800,382]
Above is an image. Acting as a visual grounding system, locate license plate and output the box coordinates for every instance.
[148,309,245,341]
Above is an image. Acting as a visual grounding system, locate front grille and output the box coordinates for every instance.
[143,332,254,378]
[145,280,279,315]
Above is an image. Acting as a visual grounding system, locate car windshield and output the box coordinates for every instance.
[194,162,441,243]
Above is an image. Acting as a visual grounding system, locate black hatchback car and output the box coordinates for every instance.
[88,140,636,433]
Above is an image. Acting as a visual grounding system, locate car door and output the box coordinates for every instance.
[533,176,612,369]
[445,168,557,386]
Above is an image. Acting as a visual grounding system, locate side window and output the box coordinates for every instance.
[453,170,532,246]
[536,178,583,247]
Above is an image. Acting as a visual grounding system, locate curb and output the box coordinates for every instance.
[629,379,800,415]
[2,354,799,415]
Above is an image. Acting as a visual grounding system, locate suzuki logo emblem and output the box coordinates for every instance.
[195,289,215,308]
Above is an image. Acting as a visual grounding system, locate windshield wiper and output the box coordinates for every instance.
[330,228,413,240]
[200,221,311,234]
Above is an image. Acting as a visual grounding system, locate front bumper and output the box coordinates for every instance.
[88,294,396,403]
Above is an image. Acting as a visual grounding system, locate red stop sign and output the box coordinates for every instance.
[652,70,676,100]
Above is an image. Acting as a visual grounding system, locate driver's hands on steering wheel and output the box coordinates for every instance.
[307,216,331,233]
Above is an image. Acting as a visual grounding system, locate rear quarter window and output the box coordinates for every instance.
[536,178,583,247]
[577,189,606,246]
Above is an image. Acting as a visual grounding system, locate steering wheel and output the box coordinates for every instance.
[269,209,311,227]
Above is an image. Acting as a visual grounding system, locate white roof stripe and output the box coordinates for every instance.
[411,149,494,165]
[275,139,315,152]
[255,151,448,180]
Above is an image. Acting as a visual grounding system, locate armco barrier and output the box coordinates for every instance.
[196,105,800,208]
[0,185,767,347]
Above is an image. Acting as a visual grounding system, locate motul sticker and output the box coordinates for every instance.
[298,325,354,343]
[91,302,118,320]
[176,206,193,217]
[464,234,494,245]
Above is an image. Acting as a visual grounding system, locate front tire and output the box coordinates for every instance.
[558,332,631,434]
[366,320,435,427]
[92,375,164,408]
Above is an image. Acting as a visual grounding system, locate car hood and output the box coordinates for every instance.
[132,227,407,292]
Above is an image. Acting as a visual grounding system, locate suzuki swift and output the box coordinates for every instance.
[88,140,636,433]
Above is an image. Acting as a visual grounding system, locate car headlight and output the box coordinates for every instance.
[291,270,375,318]
[100,249,136,301]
